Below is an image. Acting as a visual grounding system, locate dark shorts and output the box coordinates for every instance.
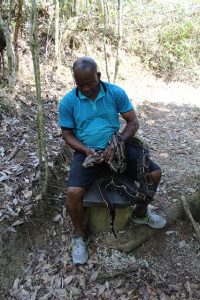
[67,144,161,189]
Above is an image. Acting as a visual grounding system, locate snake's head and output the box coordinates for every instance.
[82,152,103,168]
[82,156,95,167]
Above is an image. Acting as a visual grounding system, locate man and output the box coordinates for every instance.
[59,56,166,265]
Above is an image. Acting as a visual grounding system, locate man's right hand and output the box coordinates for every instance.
[85,148,104,164]
[85,148,96,156]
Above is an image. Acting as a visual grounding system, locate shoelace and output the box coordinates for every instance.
[148,212,159,222]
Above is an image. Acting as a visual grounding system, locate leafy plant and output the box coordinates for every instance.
[159,20,193,65]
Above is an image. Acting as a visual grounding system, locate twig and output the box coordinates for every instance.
[180,196,200,242]
[7,145,20,161]
[6,139,25,161]
[95,265,143,283]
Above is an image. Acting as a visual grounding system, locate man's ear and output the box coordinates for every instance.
[97,72,101,80]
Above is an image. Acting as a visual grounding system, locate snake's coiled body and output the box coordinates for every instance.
[83,133,155,238]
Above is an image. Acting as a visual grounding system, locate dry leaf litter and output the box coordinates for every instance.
[0,49,200,299]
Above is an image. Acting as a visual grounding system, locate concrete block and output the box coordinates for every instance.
[85,206,131,234]
[83,176,133,234]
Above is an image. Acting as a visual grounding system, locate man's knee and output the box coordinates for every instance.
[67,187,85,202]
[150,169,161,189]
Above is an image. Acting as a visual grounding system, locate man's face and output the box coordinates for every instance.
[74,68,100,99]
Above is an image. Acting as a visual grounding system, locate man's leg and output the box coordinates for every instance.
[66,152,108,264]
[125,144,166,228]
[67,187,86,237]
[133,169,161,217]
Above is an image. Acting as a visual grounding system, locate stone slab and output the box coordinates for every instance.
[83,175,134,208]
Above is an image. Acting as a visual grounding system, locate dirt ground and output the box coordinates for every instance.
[0,48,200,299]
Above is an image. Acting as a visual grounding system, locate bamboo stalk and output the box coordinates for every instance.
[29,0,49,194]
[13,0,23,74]
[113,0,122,83]
[55,0,60,68]
[102,0,110,82]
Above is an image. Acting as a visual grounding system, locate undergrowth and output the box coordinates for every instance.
[124,0,200,84]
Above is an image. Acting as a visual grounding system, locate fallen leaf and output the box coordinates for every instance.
[12,278,20,289]
[90,270,100,282]
[64,275,75,285]
[0,175,10,182]
[53,214,62,222]
[11,219,24,227]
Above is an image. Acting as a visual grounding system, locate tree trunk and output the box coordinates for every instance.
[102,0,110,82]
[72,0,82,16]
[0,13,15,89]
[30,0,49,195]
[113,0,122,83]
[104,190,200,252]
[13,0,23,74]
[54,0,60,69]
[72,0,77,16]
[96,0,103,14]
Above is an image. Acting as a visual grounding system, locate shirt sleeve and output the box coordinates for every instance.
[59,97,75,128]
[115,87,134,113]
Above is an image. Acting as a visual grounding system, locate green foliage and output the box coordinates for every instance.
[159,20,193,65]
[124,0,200,82]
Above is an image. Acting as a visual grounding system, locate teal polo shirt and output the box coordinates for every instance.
[59,81,134,150]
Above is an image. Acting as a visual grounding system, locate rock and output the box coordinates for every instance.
[160,292,171,300]
[178,240,186,249]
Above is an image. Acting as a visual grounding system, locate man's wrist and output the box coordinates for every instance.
[118,133,126,142]
[84,148,90,156]
[84,147,95,156]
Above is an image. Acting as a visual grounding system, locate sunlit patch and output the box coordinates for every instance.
[160,152,169,158]
[146,120,155,125]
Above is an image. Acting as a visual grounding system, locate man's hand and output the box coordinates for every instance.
[85,148,96,156]
[102,144,115,163]
[84,148,104,165]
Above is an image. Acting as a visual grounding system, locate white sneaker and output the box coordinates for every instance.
[72,236,89,265]
[131,210,166,229]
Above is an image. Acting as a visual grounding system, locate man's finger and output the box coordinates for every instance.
[108,151,114,163]
[104,147,112,161]
[105,147,114,162]
[103,147,109,158]
[96,157,104,164]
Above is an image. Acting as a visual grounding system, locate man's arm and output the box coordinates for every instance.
[61,128,95,156]
[120,109,139,142]
[103,109,139,162]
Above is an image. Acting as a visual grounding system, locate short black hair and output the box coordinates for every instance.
[73,56,98,73]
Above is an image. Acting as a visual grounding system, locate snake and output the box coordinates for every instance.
[83,133,155,238]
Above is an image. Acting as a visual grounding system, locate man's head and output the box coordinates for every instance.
[73,56,101,99]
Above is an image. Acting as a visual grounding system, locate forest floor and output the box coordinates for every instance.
[0,49,200,300]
